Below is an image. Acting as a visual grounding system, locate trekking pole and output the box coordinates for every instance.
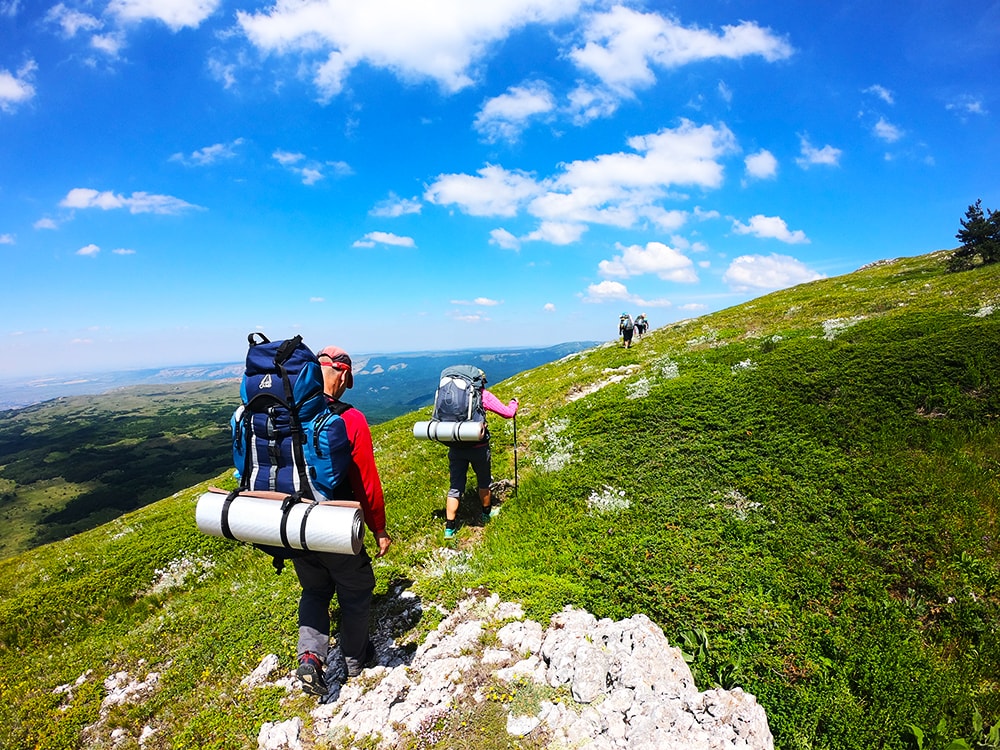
[512,413,518,498]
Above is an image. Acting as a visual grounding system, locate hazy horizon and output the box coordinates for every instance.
[0,339,601,409]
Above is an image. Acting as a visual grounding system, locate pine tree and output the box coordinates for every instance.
[950,199,1000,270]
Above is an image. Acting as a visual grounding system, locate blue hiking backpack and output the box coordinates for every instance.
[228,333,353,570]
[231,332,352,499]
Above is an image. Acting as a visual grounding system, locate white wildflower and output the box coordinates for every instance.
[587,486,630,512]
[421,547,472,578]
[626,378,651,399]
[148,556,215,595]
[531,419,574,472]
[686,328,719,347]
[654,357,680,379]
[821,316,865,340]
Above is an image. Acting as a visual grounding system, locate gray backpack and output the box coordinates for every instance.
[432,365,486,425]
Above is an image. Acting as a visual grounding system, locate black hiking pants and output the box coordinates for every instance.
[292,549,375,670]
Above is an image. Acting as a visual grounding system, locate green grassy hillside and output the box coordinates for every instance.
[0,382,235,559]
[1,249,997,750]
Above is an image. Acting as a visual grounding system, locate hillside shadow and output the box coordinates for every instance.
[371,577,422,665]
[315,578,423,704]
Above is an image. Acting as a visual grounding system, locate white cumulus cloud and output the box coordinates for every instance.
[565,83,621,124]
[873,117,903,143]
[722,253,823,292]
[744,149,777,180]
[45,3,102,37]
[171,139,244,166]
[522,221,587,245]
[352,231,415,248]
[796,135,841,168]
[581,280,672,308]
[60,188,201,214]
[863,84,895,105]
[475,80,556,142]
[946,95,987,117]
[0,60,36,113]
[598,241,698,283]
[370,193,422,217]
[489,228,521,251]
[570,5,793,95]
[732,214,809,244]
[425,164,541,218]
[427,120,734,241]
[272,150,351,184]
[107,0,221,31]
[237,0,584,100]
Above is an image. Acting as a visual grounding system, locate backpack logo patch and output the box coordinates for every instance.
[259,373,273,389]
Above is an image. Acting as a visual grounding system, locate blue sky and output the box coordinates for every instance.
[1,0,998,378]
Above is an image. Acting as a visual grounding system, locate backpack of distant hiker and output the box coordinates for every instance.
[621,314,634,331]
[228,333,353,570]
[429,365,487,442]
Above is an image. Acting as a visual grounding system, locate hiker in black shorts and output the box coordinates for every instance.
[619,313,635,348]
[443,380,518,539]
[634,313,648,339]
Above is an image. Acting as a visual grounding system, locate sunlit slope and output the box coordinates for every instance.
[455,250,1000,748]
[1,249,997,750]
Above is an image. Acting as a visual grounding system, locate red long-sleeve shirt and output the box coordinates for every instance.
[332,401,387,535]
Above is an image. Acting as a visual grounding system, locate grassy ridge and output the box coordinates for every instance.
[0,249,998,749]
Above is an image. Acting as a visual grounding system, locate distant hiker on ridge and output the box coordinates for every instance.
[429,366,518,540]
[619,312,635,348]
[634,313,648,340]
[294,345,392,697]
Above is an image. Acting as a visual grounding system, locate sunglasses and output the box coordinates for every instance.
[319,359,350,372]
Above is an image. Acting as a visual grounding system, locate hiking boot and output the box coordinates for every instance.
[346,640,377,679]
[296,652,327,696]
[481,506,501,524]
[444,526,456,539]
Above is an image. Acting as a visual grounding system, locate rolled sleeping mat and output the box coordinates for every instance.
[412,420,486,443]
[195,489,365,555]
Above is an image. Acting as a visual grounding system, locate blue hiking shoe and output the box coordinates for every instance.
[444,526,456,539]
[481,506,501,524]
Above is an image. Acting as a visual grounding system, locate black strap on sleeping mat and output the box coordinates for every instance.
[221,489,241,540]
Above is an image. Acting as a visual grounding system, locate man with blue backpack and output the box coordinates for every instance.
[292,344,392,696]
[228,335,390,696]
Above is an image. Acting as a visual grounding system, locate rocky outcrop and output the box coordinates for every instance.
[255,591,773,750]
